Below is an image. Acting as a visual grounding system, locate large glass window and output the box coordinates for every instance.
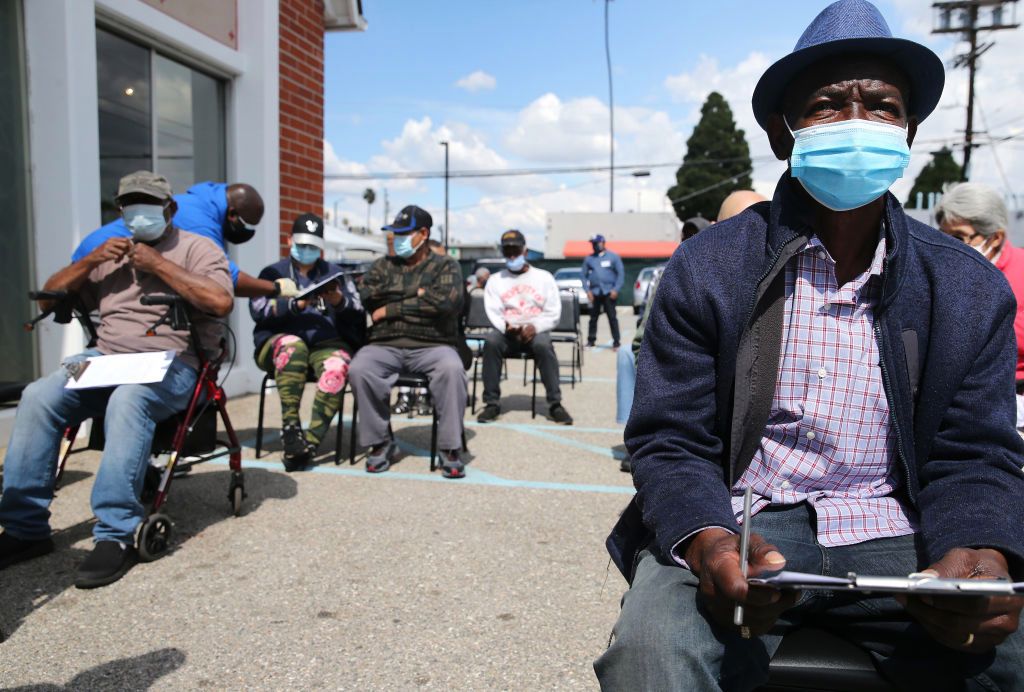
[97,28,226,223]
[0,0,36,383]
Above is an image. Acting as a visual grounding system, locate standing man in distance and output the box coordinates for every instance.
[581,234,624,349]
[596,1,1024,688]
[74,181,291,298]
[477,230,573,426]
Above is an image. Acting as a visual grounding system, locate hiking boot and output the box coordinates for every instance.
[391,393,411,415]
[549,403,574,425]
[0,532,55,571]
[440,449,465,479]
[74,541,137,589]
[281,423,309,472]
[366,440,395,474]
[477,404,501,423]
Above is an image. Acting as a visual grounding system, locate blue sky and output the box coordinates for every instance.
[323,0,1024,246]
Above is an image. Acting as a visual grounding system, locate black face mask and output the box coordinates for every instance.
[223,217,256,244]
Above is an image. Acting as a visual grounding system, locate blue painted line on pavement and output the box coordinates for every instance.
[210,456,634,495]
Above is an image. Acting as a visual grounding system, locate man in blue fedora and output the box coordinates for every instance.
[595,1,1024,689]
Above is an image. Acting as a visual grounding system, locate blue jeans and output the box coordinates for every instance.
[615,347,635,425]
[594,504,1024,691]
[0,350,197,544]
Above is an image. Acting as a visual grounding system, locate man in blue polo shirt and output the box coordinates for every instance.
[73,181,285,298]
[581,234,624,349]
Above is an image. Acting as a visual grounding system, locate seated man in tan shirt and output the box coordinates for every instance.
[0,171,233,589]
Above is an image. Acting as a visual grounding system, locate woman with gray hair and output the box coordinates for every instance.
[936,183,1024,424]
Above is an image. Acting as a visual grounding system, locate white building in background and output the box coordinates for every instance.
[545,212,682,260]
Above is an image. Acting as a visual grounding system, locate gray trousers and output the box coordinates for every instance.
[348,344,467,451]
[481,329,562,407]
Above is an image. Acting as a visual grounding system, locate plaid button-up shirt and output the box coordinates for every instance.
[733,232,917,546]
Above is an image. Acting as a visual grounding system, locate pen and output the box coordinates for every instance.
[734,486,753,627]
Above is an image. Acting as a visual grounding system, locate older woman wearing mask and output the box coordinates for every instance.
[936,183,1024,431]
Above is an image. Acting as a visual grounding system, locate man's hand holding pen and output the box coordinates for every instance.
[684,528,795,638]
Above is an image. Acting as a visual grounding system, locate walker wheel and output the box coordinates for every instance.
[138,513,173,562]
[230,483,244,517]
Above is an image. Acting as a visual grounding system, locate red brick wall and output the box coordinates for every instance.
[279,0,325,257]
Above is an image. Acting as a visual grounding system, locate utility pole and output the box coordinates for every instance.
[440,140,450,250]
[605,0,615,212]
[382,187,389,229]
[932,0,1019,179]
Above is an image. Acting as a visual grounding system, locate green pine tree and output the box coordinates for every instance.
[905,148,963,208]
[666,92,752,221]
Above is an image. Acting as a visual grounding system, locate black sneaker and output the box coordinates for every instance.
[74,541,137,589]
[549,403,574,425]
[416,395,433,417]
[366,440,395,474]
[477,404,500,423]
[281,423,309,471]
[391,393,411,415]
[440,449,465,479]
[620,456,632,473]
[0,532,55,571]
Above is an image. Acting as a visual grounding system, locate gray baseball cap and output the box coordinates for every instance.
[115,170,173,203]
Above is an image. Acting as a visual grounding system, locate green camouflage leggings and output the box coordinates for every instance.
[258,335,351,446]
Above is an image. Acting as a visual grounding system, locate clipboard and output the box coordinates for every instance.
[748,570,1024,597]
[294,272,344,301]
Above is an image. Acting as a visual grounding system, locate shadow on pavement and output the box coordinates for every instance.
[0,468,296,642]
[4,647,186,691]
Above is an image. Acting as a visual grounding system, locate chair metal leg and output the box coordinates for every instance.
[255,374,270,459]
[471,356,479,414]
[334,384,345,465]
[531,361,538,419]
[430,407,439,472]
[348,394,359,465]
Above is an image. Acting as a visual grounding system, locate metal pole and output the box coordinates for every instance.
[963,3,979,180]
[605,0,614,212]
[441,141,450,250]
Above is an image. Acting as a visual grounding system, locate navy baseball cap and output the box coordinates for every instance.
[590,234,606,243]
[751,0,944,130]
[382,205,432,234]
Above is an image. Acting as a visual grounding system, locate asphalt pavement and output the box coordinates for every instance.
[0,310,636,690]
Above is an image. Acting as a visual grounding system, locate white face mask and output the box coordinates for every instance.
[122,203,169,242]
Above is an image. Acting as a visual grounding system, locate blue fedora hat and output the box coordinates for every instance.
[751,0,944,130]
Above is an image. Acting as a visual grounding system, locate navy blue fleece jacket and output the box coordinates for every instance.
[608,175,1024,580]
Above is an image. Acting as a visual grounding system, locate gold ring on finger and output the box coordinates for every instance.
[963,632,975,647]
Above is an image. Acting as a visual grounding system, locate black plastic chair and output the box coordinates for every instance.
[550,291,583,385]
[254,368,347,464]
[760,627,895,691]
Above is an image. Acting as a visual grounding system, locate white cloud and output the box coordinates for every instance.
[455,70,496,92]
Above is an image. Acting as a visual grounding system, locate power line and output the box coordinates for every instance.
[324,155,776,181]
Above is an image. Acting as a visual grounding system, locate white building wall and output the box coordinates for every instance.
[21,0,280,397]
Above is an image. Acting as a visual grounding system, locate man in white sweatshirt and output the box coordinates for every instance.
[478,230,573,425]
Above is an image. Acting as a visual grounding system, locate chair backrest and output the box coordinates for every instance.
[465,291,491,331]
[553,291,579,334]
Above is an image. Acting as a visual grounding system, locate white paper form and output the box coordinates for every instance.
[65,351,175,390]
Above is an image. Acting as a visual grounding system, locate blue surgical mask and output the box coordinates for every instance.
[788,119,911,212]
[290,243,320,265]
[393,233,423,259]
[506,254,526,272]
[122,204,169,242]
